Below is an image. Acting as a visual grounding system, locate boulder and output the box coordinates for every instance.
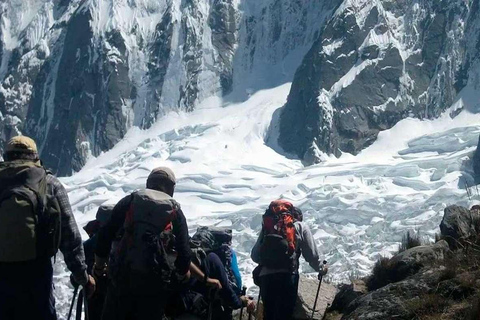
[329,280,367,314]
[389,240,450,268]
[342,277,432,320]
[293,275,337,319]
[366,241,451,291]
[440,205,480,245]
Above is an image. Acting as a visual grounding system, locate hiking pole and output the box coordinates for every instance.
[247,298,253,320]
[311,260,328,320]
[67,286,79,320]
[239,286,247,319]
[207,288,217,320]
[76,289,84,320]
[255,288,261,320]
[83,288,90,320]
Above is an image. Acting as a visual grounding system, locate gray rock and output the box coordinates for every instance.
[342,277,432,320]
[366,241,450,291]
[389,240,450,273]
[293,276,337,319]
[440,205,480,245]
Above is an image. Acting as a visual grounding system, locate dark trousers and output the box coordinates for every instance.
[260,273,299,320]
[0,258,57,320]
[101,284,166,320]
[88,288,107,320]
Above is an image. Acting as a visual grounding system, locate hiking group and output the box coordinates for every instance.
[0,136,327,320]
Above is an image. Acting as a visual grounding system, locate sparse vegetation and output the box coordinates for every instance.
[399,230,423,253]
[366,230,425,291]
[468,296,480,320]
[405,294,450,319]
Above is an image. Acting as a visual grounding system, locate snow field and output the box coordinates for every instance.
[54,83,480,318]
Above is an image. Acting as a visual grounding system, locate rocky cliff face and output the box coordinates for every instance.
[0,0,339,175]
[278,0,480,163]
[2,0,479,174]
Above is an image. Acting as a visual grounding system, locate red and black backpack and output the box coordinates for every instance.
[108,189,177,293]
[259,200,299,270]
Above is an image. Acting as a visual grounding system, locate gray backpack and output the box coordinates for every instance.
[0,160,61,262]
[109,189,179,292]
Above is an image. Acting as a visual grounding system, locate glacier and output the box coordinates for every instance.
[51,83,480,319]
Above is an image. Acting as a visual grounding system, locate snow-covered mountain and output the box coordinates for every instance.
[4,0,479,175]
[0,0,339,175]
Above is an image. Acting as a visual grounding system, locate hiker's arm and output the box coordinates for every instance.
[49,175,88,286]
[189,262,222,289]
[299,222,321,272]
[250,228,264,264]
[95,195,131,260]
[172,208,191,275]
[207,253,243,309]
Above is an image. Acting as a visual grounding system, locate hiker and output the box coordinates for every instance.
[191,251,255,319]
[78,204,114,320]
[183,227,255,319]
[0,136,96,320]
[251,200,328,320]
[93,167,222,320]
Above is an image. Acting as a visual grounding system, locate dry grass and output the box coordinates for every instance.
[367,231,425,291]
[399,231,423,253]
[366,256,396,291]
[405,294,450,319]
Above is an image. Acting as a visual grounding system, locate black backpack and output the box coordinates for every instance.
[0,160,61,262]
[190,226,240,295]
[108,189,178,294]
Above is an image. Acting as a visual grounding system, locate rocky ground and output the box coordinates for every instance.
[325,205,480,320]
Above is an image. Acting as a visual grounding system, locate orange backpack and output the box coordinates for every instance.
[260,200,298,270]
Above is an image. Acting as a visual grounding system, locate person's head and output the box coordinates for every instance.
[83,204,115,238]
[83,220,101,238]
[146,167,176,196]
[3,136,39,162]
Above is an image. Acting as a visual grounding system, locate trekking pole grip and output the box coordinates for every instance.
[312,260,327,319]
[318,260,328,280]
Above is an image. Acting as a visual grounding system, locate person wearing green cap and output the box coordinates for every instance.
[94,167,222,320]
[0,136,96,320]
